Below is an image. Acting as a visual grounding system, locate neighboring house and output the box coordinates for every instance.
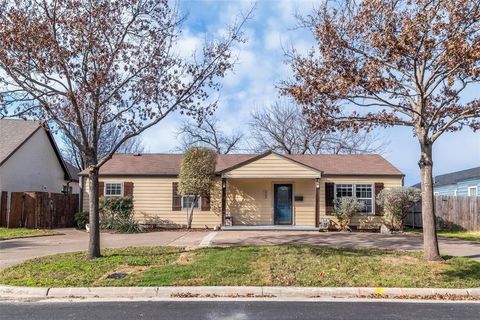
[412,167,480,196]
[79,151,404,229]
[0,119,79,195]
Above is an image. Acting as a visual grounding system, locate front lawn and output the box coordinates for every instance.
[0,246,479,288]
[407,228,480,242]
[436,230,480,242]
[0,228,60,240]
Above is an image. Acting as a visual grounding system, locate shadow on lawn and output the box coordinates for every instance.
[442,255,480,282]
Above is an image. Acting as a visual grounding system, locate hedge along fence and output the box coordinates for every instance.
[0,191,78,229]
[405,196,480,231]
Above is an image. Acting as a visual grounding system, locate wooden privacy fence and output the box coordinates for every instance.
[0,192,78,229]
[405,195,480,231]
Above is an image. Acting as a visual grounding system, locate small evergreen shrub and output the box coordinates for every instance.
[74,211,89,229]
[99,196,143,233]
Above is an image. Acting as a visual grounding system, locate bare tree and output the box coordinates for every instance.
[249,102,386,154]
[282,0,480,260]
[0,0,251,258]
[62,123,146,170]
[176,116,244,154]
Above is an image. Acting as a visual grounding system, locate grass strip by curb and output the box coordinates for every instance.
[1,246,480,289]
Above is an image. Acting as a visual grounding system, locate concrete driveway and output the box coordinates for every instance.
[212,231,480,261]
[1,229,479,269]
[0,229,208,269]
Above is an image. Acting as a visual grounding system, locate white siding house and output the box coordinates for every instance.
[0,119,79,195]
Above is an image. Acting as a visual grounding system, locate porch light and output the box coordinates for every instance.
[263,190,268,199]
[222,179,226,188]
[315,181,320,189]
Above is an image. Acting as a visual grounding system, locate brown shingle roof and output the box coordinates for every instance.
[81,152,403,176]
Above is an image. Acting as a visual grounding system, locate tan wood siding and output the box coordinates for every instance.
[227,178,316,226]
[318,176,403,228]
[223,153,321,178]
[82,177,221,228]
[81,174,403,229]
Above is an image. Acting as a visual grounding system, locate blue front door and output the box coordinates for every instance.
[274,184,293,225]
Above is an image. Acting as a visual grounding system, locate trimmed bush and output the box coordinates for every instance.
[334,197,365,231]
[377,187,421,231]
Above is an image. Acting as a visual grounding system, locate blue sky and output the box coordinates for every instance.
[140,0,480,186]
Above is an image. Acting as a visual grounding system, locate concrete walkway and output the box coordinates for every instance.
[1,229,479,269]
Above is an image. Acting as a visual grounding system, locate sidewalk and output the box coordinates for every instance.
[1,285,480,301]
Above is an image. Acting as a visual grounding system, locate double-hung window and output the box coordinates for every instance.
[182,195,199,209]
[336,184,353,198]
[468,186,478,196]
[335,184,374,214]
[105,183,122,196]
[355,184,373,214]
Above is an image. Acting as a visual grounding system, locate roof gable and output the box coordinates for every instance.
[0,119,72,180]
[0,119,42,166]
[220,151,322,178]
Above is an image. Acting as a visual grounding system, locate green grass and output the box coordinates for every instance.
[0,228,60,240]
[436,230,480,242]
[1,246,479,288]
[406,228,480,242]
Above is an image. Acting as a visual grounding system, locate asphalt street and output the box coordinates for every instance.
[1,300,479,320]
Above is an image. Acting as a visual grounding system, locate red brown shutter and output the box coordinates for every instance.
[124,182,134,197]
[374,182,384,215]
[98,181,104,197]
[325,182,335,215]
[172,182,181,211]
[201,194,211,211]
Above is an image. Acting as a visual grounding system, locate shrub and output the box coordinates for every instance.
[376,187,421,231]
[99,196,143,233]
[334,197,365,231]
[74,211,89,229]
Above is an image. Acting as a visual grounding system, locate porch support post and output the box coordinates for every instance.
[315,178,320,227]
[221,178,227,226]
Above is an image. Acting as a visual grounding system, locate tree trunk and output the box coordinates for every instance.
[88,168,101,259]
[186,195,197,229]
[418,141,441,261]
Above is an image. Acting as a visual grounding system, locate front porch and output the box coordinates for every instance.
[220,177,321,228]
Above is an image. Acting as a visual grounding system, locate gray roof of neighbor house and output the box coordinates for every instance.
[0,119,76,181]
[79,151,404,177]
[412,166,480,188]
[64,162,80,182]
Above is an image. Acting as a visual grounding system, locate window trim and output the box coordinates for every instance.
[335,183,374,215]
[468,186,478,196]
[104,182,123,197]
[181,195,200,209]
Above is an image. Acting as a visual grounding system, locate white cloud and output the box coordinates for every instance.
[139,0,480,186]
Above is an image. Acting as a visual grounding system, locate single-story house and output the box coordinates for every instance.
[412,167,480,196]
[79,151,404,229]
[0,119,79,195]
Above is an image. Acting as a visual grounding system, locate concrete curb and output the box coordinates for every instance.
[1,285,479,300]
